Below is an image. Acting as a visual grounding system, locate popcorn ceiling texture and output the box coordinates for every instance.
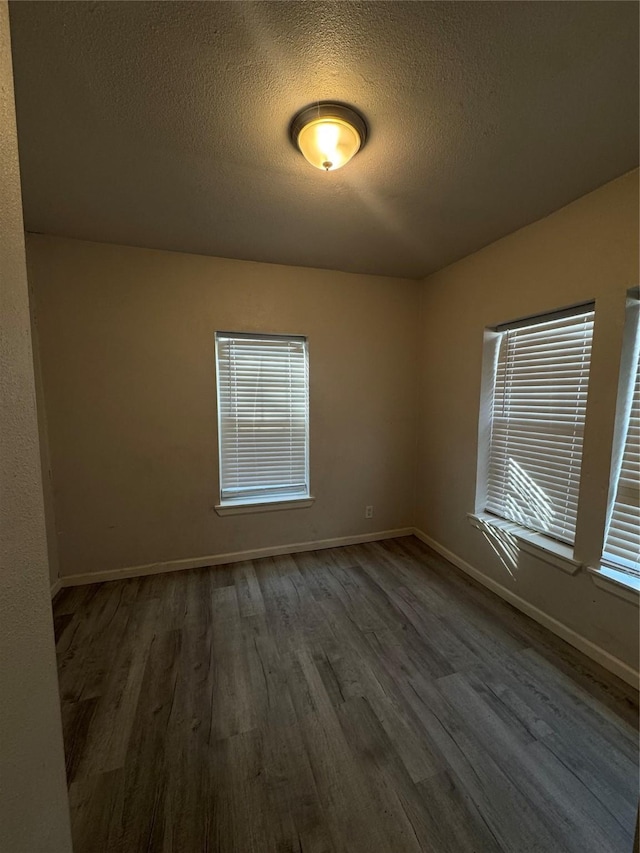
[0,3,72,850]
[9,0,639,279]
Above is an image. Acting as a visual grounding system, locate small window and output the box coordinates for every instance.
[483,304,595,545]
[602,293,640,576]
[215,332,309,507]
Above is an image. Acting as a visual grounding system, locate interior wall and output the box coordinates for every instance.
[0,3,72,851]
[31,302,60,588]
[27,235,419,580]
[416,169,639,672]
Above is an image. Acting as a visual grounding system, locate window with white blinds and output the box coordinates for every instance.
[603,310,640,575]
[485,305,595,545]
[215,332,309,505]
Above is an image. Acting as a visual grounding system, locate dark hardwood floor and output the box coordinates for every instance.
[53,536,639,853]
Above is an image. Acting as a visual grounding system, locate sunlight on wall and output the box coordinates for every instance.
[473,516,520,577]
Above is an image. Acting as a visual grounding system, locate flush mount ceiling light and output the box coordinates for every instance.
[290,102,368,172]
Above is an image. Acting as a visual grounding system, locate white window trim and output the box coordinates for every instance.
[215,331,311,508]
[587,565,640,605]
[474,302,595,553]
[468,512,582,575]
[215,496,315,516]
[601,289,640,576]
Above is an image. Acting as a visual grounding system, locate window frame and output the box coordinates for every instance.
[474,302,596,560]
[599,288,640,582]
[214,331,313,515]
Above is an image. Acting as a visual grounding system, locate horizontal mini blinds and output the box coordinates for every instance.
[216,333,309,503]
[603,344,640,574]
[486,306,595,544]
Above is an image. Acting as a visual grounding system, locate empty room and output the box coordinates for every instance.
[1,2,639,852]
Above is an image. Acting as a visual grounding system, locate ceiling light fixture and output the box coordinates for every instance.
[290,102,367,172]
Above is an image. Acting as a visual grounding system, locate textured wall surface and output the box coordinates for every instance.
[0,3,73,851]
[31,296,60,588]
[416,169,640,670]
[27,235,419,579]
[9,1,639,278]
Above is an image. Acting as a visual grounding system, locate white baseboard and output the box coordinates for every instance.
[50,578,62,599]
[413,527,640,690]
[58,528,414,588]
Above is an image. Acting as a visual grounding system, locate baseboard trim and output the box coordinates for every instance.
[50,578,62,599]
[59,528,415,588]
[413,527,640,690]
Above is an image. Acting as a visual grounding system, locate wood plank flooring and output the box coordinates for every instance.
[53,536,639,853]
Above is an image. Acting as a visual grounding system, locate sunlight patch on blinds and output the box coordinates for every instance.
[485,307,594,545]
[216,333,309,504]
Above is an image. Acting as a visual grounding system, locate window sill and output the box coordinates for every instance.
[215,496,315,516]
[587,565,640,605]
[467,512,582,575]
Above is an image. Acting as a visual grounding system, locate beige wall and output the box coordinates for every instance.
[27,235,419,579]
[0,4,73,851]
[416,169,639,671]
[31,303,60,587]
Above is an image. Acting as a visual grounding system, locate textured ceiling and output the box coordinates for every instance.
[8,1,639,279]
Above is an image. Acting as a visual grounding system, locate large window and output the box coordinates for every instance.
[602,298,640,576]
[484,304,595,545]
[215,332,309,507]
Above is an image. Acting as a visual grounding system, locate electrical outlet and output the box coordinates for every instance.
[365,505,374,519]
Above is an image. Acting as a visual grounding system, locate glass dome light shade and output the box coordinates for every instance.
[296,117,362,171]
